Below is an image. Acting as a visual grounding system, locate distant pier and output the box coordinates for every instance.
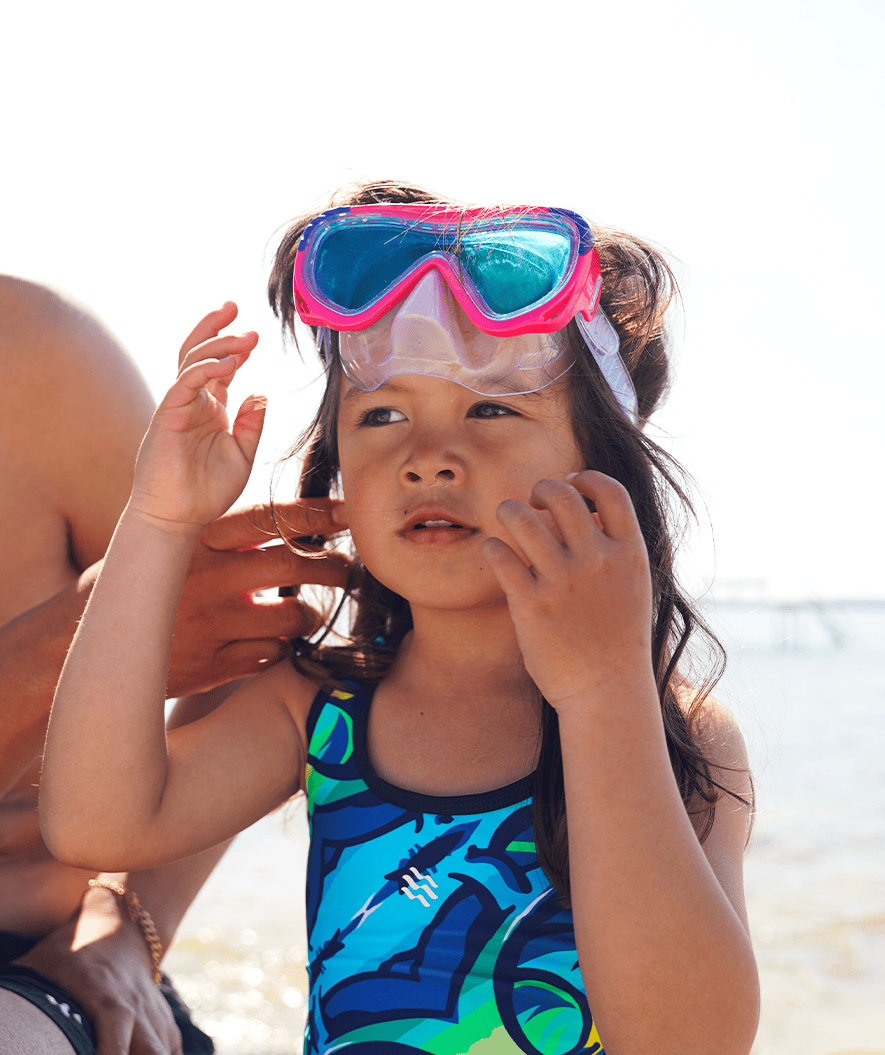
[701,589,885,652]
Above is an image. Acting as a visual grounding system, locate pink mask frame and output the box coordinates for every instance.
[293,204,603,335]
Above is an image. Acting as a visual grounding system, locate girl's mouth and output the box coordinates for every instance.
[416,519,461,530]
[399,514,478,545]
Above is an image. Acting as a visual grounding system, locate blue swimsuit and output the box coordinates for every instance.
[304,682,605,1054]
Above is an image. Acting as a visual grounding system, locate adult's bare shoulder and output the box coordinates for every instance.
[0,277,155,588]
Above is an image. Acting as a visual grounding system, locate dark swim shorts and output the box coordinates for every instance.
[0,932,214,1055]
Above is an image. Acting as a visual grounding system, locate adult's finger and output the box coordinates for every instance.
[212,638,307,680]
[129,1010,183,1055]
[167,638,291,695]
[197,544,351,596]
[214,596,329,641]
[92,1007,138,1055]
[256,546,352,591]
[201,499,348,551]
[178,302,239,366]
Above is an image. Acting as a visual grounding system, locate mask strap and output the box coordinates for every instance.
[575,310,639,426]
[316,325,332,364]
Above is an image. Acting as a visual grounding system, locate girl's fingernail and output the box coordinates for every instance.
[566,472,579,481]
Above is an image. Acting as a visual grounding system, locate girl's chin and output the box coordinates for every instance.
[378,583,511,616]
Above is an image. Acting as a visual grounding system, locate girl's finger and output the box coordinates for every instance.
[206,376,231,407]
[566,470,642,542]
[161,355,239,411]
[179,330,258,376]
[230,393,267,466]
[482,535,537,598]
[492,499,562,578]
[178,302,239,366]
[528,478,600,553]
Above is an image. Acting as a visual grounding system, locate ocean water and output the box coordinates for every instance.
[163,602,885,1055]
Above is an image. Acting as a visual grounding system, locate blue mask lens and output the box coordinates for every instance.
[312,218,573,317]
[458,228,571,315]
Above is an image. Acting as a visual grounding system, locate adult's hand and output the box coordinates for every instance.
[15,885,182,1055]
[168,497,349,696]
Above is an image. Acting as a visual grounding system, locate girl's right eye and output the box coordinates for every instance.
[357,407,406,427]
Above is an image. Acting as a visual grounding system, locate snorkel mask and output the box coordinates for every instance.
[293,203,638,423]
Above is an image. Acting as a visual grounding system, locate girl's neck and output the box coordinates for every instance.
[388,603,530,707]
[367,604,541,797]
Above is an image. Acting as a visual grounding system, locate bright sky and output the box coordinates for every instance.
[4,0,882,600]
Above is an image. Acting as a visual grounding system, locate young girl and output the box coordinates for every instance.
[41,180,759,1054]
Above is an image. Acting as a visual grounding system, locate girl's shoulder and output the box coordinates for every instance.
[238,655,328,742]
[677,688,753,916]
[679,688,750,787]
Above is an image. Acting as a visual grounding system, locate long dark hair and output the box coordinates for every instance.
[268,179,750,906]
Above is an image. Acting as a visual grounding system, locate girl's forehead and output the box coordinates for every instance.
[341,375,464,404]
[339,372,572,404]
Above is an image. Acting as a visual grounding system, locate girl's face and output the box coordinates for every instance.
[336,373,585,614]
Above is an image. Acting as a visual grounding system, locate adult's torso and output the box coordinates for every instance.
[0,465,94,935]
[0,278,151,935]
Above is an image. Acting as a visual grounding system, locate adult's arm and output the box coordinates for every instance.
[0,500,347,796]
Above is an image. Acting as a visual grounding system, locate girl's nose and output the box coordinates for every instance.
[400,429,465,486]
[403,463,458,484]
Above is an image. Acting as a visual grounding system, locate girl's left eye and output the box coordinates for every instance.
[357,407,407,426]
[470,401,519,419]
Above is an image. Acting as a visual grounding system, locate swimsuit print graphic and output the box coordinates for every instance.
[400,867,439,907]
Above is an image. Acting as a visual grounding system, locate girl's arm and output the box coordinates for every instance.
[484,472,759,1055]
[40,311,314,871]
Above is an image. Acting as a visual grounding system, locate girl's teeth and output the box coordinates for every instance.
[422,520,456,528]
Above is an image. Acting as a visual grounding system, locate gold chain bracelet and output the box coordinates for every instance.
[87,878,163,984]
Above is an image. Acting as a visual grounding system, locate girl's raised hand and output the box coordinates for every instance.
[130,303,266,536]
[482,471,655,711]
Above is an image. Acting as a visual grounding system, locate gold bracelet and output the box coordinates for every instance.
[87,878,163,984]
